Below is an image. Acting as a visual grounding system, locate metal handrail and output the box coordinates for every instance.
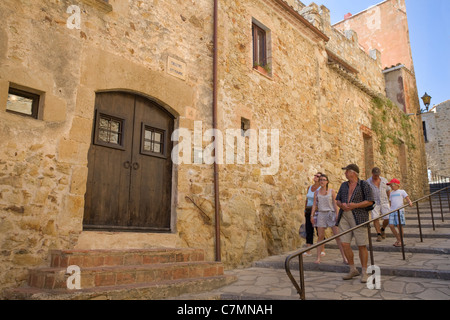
[285,185,450,300]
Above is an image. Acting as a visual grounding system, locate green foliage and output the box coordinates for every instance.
[370,96,415,155]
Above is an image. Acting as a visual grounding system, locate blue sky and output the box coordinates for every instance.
[309,0,450,108]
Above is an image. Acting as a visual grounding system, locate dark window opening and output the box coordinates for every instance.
[6,87,40,119]
[241,117,251,137]
[94,111,125,150]
[423,121,428,143]
[141,124,166,158]
[252,23,267,68]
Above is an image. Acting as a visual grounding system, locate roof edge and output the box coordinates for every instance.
[273,0,330,42]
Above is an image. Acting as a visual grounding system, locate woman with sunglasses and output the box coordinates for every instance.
[311,174,347,264]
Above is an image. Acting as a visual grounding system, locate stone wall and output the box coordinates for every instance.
[0,0,213,292]
[210,0,427,267]
[423,101,450,177]
[0,0,428,294]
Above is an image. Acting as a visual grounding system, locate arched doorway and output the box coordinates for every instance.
[83,92,175,232]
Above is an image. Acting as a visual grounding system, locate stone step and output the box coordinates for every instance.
[402,223,450,229]
[370,232,450,239]
[6,275,237,300]
[326,242,450,255]
[414,204,449,210]
[258,250,450,280]
[49,248,204,268]
[404,215,448,221]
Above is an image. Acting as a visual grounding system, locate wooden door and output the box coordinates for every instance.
[83,92,174,232]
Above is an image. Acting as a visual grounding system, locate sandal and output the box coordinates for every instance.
[393,241,402,247]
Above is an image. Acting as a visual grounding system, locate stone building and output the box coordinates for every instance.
[334,0,419,115]
[422,100,450,178]
[0,0,427,295]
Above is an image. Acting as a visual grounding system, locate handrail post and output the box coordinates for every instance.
[367,223,375,266]
[397,210,406,260]
[298,254,305,300]
[447,186,450,212]
[416,201,423,242]
[438,191,444,222]
[429,196,436,231]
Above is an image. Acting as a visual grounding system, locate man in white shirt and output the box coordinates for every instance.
[366,167,391,242]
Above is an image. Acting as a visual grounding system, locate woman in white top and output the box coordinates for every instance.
[311,174,347,264]
[303,172,322,256]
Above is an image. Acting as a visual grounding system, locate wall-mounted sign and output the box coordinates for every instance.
[167,57,186,81]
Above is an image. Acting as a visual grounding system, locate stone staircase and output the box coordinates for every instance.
[250,192,450,299]
[5,248,236,300]
[174,190,450,300]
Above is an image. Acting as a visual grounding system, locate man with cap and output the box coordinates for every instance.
[335,164,375,283]
[366,167,391,242]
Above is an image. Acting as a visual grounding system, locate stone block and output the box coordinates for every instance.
[69,117,93,144]
[70,166,88,196]
[42,94,67,122]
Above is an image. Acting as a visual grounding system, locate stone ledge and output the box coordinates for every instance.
[81,0,113,13]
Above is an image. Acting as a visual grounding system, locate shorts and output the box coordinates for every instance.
[389,209,406,226]
[371,204,391,220]
[338,211,369,246]
[316,211,337,228]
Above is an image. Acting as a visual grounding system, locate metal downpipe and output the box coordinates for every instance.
[213,0,221,262]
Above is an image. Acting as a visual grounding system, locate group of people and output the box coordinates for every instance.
[302,164,413,283]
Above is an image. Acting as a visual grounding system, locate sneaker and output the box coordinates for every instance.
[376,235,383,242]
[342,269,360,280]
[360,272,369,283]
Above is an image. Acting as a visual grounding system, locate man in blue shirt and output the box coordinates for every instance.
[336,164,375,283]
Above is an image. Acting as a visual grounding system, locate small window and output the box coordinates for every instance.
[6,87,40,118]
[94,111,125,150]
[241,117,251,137]
[141,124,166,158]
[252,23,267,69]
[423,121,428,143]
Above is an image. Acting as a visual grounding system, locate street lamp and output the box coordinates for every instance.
[421,92,432,113]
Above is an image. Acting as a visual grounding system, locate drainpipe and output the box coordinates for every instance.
[213,0,221,262]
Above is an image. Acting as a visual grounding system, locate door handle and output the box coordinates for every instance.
[132,162,140,170]
[123,161,131,169]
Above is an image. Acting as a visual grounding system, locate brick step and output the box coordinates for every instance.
[49,248,204,268]
[6,274,237,300]
[28,261,224,290]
